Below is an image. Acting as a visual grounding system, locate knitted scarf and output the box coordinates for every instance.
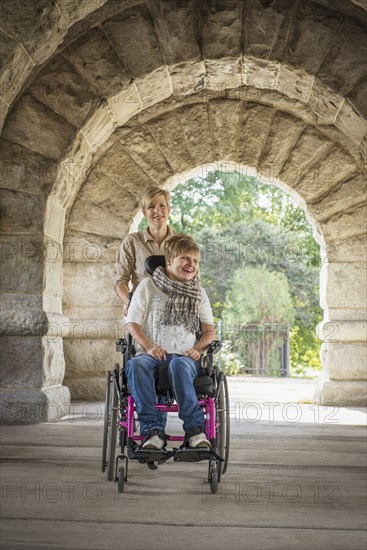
[153,266,201,333]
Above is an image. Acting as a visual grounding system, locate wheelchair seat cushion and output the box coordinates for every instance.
[155,363,214,396]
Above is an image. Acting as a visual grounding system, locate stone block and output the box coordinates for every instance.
[317,320,367,343]
[28,54,99,128]
[58,0,108,27]
[2,93,76,160]
[63,304,122,322]
[308,174,367,222]
[295,147,357,202]
[44,200,66,243]
[64,376,105,401]
[0,385,70,423]
[80,104,114,153]
[258,111,305,179]
[201,1,243,58]
[315,379,367,407]
[322,235,367,263]
[43,239,63,299]
[63,26,130,97]
[120,128,173,184]
[63,230,120,264]
[321,342,367,380]
[102,4,163,77]
[238,103,274,168]
[320,204,367,242]
[135,66,172,109]
[178,104,214,166]
[79,172,141,216]
[0,137,58,196]
[169,60,205,98]
[347,76,367,120]
[282,2,343,74]
[0,189,45,234]
[94,141,154,194]
[0,235,43,293]
[243,1,289,60]
[335,100,366,147]
[317,18,367,96]
[0,295,47,336]
[209,99,242,161]
[66,197,128,239]
[0,39,34,106]
[0,98,7,133]
[64,337,119,378]
[42,337,66,387]
[148,115,193,173]
[62,262,116,308]
[0,0,68,65]
[276,65,313,104]
[244,58,278,90]
[107,84,142,126]
[0,336,43,387]
[205,57,242,92]
[308,82,343,125]
[320,262,367,310]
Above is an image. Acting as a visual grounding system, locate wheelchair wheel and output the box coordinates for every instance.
[209,463,218,494]
[102,370,112,473]
[118,467,125,493]
[106,366,119,482]
[217,373,230,476]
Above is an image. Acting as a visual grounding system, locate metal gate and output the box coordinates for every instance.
[218,322,290,377]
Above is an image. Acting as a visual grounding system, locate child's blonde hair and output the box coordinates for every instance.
[165,235,200,261]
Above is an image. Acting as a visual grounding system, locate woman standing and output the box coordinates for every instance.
[114,186,176,313]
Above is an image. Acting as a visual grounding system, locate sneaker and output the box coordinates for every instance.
[142,434,165,450]
[188,432,211,449]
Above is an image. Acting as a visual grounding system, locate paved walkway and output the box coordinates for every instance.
[1,377,366,550]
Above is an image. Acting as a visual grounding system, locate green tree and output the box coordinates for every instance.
[222,266,295,375]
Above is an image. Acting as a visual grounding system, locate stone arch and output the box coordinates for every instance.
[1,0,366,421]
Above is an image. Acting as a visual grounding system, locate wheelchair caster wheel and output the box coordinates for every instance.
[147,461,158,470]
[209,469,218,494]
[118,467,125,493]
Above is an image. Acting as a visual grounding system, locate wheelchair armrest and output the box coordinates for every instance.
[207,340,222,355]
[116,338,127,352]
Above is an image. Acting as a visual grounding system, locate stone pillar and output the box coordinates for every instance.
[62,231,124,400]
[315,236,367,406]
[0,239,70,423]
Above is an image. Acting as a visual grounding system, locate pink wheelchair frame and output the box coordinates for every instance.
[102,338,230,495]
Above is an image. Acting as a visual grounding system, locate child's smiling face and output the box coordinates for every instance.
[166,251,199,282]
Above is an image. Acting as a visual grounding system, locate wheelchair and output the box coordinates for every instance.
[102,256,230,494]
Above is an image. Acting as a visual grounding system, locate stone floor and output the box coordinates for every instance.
[1,377,366,550]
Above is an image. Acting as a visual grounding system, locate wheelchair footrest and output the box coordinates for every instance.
[128,448,175,464]
[173,448,224,463]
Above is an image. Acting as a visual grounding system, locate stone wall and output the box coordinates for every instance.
[0,0,366,421]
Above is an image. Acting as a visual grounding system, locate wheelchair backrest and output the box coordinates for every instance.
[145,255,166,276]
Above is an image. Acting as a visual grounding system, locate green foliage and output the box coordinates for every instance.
[218,341,246,376]
[223,266,295,325]
[168,170,323,377]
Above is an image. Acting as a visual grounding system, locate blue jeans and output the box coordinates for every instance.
[126,354,204,435]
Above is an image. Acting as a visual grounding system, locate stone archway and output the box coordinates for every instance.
[1,0,366,422]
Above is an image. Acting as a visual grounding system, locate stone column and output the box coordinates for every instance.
[315,234,367,406]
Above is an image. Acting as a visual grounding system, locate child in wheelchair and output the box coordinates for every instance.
[125,234,215,451]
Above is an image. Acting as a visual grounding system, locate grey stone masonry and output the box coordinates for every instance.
[0,0,366,421]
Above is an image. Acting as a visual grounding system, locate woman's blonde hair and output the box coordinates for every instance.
[165,235,200,261]
[140,187,171,211]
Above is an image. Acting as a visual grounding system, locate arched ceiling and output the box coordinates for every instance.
[1,0,366,248]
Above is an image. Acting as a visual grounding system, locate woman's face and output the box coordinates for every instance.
[143,194,170,229]
[166,251,199,282]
